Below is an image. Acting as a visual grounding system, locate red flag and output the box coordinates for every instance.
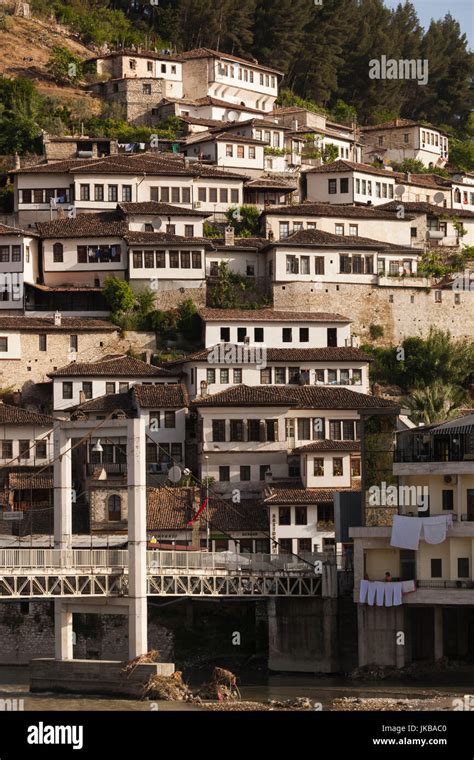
[187,498,208,526]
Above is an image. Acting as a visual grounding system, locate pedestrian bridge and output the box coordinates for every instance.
[0,549,331,598]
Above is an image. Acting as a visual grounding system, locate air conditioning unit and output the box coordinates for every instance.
[443,475,458,484]
[193,201,202,208]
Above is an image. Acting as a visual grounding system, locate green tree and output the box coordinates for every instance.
[177,299,201,341]
[47,47,83,85]
[406,381,469,424]
[102,277,135,315]
[136,288,156,317]
[225,205,260,237]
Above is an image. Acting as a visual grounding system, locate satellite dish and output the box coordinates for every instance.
[433,191,445,205]
[394,185,405,197]
[167,465,182,483]
[227,111,238,122]
[154,217,162,230]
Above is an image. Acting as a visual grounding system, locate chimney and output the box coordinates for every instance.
[406,172,411,183]
[14,153,20,170]
[79,390,85,404]
[12,390,21,406]
[54,311,62,326]
[143,349,152,364]
[200,380,208,397]
[224,225,235,246]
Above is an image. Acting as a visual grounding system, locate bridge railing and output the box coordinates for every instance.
[147,550,327,573]
[0,549,129,569]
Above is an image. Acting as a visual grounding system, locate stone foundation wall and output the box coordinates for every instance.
[272,282,474,344]
[0,601,173,665]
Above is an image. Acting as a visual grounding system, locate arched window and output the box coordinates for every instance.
[454,188,461,204]
[108,495,121,521]
[53,243,63,263]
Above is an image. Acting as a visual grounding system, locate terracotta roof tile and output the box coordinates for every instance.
[266,228,417,251]
[193,385,398,409]
[0,317,116,332]
[261,202,408,220]
[48,356,176,378]
[0,223,39,237]
[294,439,361,452]
[166,346,372,364]
[123,231,212,246]
[118,202,211,217]
[133,384,189,409]
[147,487,268,531]
[70,390,135,416]
[378,201,474,218]
[0,404,53,426]
[264,486,359,504]
[198,308,350,323]
[306,160,396,178]
[36,213,127,239]
[176,47,283,75]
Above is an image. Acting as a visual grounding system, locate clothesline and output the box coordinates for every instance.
[390,514,453,550]
[359,579,416,607]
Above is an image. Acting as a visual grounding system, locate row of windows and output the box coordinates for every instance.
[210,418,360,442]
[132,250,202,270]
[141,224,195,236]
[327,177,395,199]
[148,411,177,428]
[0,245,22,263]
[41,334,77,353]
[286,255,325,276]
[453,188,474,205]
[218,326,338,346]
[79,184,132,202]
[340,254,374,275]
[0,439,48,459]
[128,59,177,75]
[260,367,362,385]
[277,505,334,526]
[279,222,360,239]
[19,189,70,205]
[224,144,257,159]
[431,558,469,578]
[312,456,361,477]
[216,63,276,88]
[218,464,272,482]
[146,442,182,462]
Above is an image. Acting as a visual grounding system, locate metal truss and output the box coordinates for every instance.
[0,572,127,598]
[147,572,322,597]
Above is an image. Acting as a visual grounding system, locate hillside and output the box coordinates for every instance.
[0,11,101,113]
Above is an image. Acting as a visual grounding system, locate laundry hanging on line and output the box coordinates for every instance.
[359,579,405,607]
[390,514,453,550]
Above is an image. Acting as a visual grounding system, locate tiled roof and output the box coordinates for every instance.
[7,470,53,489]
[86,49,182,63]
[133,383,189,409]
[117,202,211,217]
[15,153,247,180]
[378,201,474,218]
[70,390,135,416]
[147,487,268,532]
[213,236,270,250]
[360,119,447,135]
[266,228,417,251]
[392,172,451,189]
[0,223,39,238]
[0,403,53,426]
[48,356,176,378]
[294,440,361,453]
[245,177,297,190]
[199,308,350,323]
[306,160,396,178]
[261,202,407,220]
[123,231,212,246]
[264,486,359,505]
[36,213,127,239]
[176,47,283,75]
[193,385,398,409]
[0,317,116,332]
[166,346,372,364]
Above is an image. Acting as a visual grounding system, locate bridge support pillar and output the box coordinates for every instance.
[127,417,148,658]
[53,427,72,551]
[54,600,73,660]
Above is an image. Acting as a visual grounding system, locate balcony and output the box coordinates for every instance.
[86,463,127,477]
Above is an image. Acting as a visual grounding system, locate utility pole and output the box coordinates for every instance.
[205,455,210,552]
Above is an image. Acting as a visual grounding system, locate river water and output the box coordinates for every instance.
[0,666,470,711]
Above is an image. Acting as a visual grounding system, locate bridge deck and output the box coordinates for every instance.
[0,550,327,598]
